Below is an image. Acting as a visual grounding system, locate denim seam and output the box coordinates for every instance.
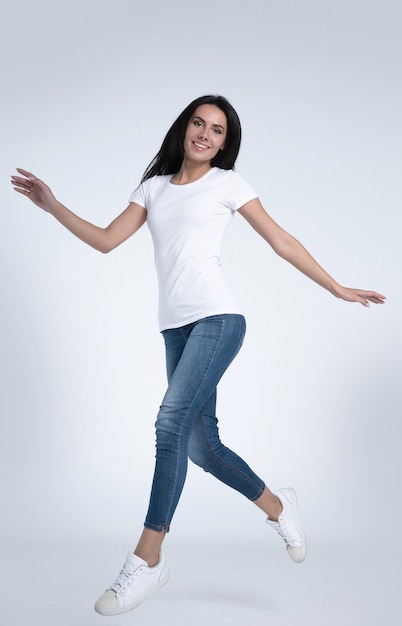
[198,412,265,501]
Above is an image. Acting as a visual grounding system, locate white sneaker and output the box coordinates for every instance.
[266,487,306,563]
[94,550,170,615]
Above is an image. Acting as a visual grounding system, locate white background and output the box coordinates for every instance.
[1,1,401,624]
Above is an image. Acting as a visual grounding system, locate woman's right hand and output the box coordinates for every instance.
[11,168,58,213]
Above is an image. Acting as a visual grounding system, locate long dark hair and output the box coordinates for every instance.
[141,95,242,182]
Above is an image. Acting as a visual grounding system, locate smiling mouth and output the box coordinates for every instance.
[193,142,209,150]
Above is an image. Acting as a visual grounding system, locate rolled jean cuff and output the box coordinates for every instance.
[144,520,170,533]
[249,482,266,502]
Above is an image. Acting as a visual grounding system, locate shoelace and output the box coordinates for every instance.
[273,513,301,546]
[275,521,293,545]
[112,561,144,593]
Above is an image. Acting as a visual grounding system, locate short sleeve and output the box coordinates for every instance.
[128,181,147,208]
[224,171,258,211]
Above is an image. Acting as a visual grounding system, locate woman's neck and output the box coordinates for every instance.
[170,161,212,185]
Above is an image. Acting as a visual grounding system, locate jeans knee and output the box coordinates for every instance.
[155,405,196,458]
[155,412,178,453]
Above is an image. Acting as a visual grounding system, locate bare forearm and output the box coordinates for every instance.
[49,200,112,253]
[274,233,342,296]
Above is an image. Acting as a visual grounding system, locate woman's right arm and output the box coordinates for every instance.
[11,168,147,253]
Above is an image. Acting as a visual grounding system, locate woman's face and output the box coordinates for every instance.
[183,104,227,165]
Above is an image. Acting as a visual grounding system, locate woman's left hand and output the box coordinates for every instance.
[336,287,386,307]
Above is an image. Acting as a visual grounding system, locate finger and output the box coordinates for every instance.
[360,296,386,306]
[16,167,37,180]
[11,174,45,192]
[11,176,33,191]
[13,186,31,197]
[11,175,33,185]
[363,292,386,304]
[367,296,386,304]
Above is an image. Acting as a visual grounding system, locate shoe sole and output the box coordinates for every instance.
[94,571,170,616]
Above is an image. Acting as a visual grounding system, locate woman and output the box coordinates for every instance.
[11,95,385,616]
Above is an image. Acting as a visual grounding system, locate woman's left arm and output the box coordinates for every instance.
[238,198,386,307]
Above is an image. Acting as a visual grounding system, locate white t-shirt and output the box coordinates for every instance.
[128,167,258,331]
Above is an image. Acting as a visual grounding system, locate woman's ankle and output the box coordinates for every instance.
[134,550,159,567]
[254,487,283,521]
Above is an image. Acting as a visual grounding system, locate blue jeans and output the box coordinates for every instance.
[144,314,265,532]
